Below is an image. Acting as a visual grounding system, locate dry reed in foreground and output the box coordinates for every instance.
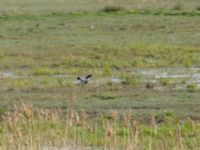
[0,103,200,150]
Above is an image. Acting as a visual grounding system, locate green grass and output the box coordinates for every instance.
[1,0,200,149]
[0,3,200,116]
[1,10,200,71]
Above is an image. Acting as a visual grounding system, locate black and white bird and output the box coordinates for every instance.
[77,74,92,84]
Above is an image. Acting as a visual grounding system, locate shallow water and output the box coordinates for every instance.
[134,67,200,85]
[0,71,16,78]
[0,71,30,79]
[1,67,200,86]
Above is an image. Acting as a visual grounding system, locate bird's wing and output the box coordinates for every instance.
[85,74,92,79]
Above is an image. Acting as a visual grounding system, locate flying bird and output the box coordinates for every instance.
[77,74,92,84]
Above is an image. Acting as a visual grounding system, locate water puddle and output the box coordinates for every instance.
[95,77,122,84]
[0,71,18,79]
[1,67,200,87]
[134,67,200,86]
[135,67,200,76]
[0,71,31,79]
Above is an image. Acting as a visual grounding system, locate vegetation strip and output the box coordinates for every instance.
[1,103,200,149]
[1,9,200,20]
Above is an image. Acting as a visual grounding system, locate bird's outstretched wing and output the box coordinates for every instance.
[85,74,92,79]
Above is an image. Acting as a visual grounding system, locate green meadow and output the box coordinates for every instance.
[0,0,200,149]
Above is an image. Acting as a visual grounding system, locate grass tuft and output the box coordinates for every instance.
[102,63,112,76]
[186,84,198,92]
[100,5,124,13]
[172,3,182,10]
[33,67,54,76]
[146,82,155,89]
[196,6,200,11]
[160,78,170,86]
[121,73,141,86]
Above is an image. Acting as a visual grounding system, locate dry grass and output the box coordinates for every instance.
[0,103,200,150]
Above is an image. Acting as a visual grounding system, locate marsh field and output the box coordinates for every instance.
[1,0,200,149]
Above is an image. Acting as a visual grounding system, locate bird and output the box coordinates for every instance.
[77,74,92,84]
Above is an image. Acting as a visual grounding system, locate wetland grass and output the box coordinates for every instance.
[1,0,200,149]
[0,103,200,150]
